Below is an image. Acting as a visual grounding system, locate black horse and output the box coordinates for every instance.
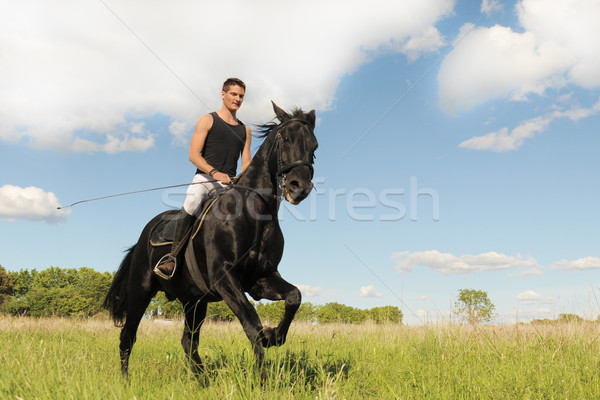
[103,102,317,376]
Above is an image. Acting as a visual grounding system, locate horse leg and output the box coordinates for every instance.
[119,272,156,377]
[118,299,151,377]
[214,273,267,369]
[249,271,301,347]
[181,300,207,375]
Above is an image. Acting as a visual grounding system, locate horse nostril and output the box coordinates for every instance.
[289,180,300,190]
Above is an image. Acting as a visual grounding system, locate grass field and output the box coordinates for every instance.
[1,315,599,399]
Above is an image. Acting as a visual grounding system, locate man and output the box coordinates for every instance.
[154,77,252,279]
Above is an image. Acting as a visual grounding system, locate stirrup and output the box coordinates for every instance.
[153,254,177,280]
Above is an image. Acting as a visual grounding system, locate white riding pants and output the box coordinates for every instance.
[182,173,226,216]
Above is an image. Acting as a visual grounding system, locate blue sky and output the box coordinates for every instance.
[2,0,599,324]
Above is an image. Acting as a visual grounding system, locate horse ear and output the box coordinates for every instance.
[306,109,316,127]
[271,101,290,122]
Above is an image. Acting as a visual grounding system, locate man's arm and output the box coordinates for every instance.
[240,126,252,173]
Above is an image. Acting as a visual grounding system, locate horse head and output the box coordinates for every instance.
[271,101,318,205]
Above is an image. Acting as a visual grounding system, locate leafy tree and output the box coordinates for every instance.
[8,269,36,297]
[368,306,403,324]
[77,268,113,306]
[0,265,13,308]
[33,266,70,289]
[3,269,36,315]
[0,266,12,293]
[206,301,236,322]
[1,267,113,317]
[295,302,318,323]
[317,302,367,324]
[147,292,184,319]
[557,313,584,323]
[256,301,285,324]
[454,289,495,325]
[2,297,29,315]
[532,314,587,325]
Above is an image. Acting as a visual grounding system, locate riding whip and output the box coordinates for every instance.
[57,180,219,209]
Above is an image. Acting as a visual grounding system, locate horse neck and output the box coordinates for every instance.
[235,132,279,203]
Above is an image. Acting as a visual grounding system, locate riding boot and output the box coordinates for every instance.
[153,209,196,280]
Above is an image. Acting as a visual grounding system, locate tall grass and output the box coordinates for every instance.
[1,315,599,399]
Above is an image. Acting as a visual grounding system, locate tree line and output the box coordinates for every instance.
[0,266,402,324]
[0,265,112,317]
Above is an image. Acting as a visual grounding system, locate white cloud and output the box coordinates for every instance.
[552,97,600,120]
[169,121,190,147]
[0,0,454,153]
[459,97,600,151]
[102,134,155,154]
[439,24,571,113]
[400,26,446,62]
[297,284,321,298]
[393,250,539,275]
[516,290,554,305]
[0,185,70,223]
[359,285,382,298]
[551,256,600,272]
[508,269,544,277]
[459,117,549,152]
[439,0,600,113]
[517,0,600,88]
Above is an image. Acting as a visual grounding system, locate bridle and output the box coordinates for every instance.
[270,118,315,202]
[273,120,315,178]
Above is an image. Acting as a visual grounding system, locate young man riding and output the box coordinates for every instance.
[154,77,252,279]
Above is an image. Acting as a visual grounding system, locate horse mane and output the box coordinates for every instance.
[255,108,312,139]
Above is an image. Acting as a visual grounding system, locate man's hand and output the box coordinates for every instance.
[212,171,231,184]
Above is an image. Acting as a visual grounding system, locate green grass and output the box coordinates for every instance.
[1,315,599,399]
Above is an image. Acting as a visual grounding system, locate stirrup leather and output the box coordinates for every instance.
[153,254,177,280]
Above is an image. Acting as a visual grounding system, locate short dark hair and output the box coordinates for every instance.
[222,77,246,92]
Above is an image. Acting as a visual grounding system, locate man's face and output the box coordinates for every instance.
[222,85,245,111]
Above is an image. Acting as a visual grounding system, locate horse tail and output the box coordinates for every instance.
[103,245,136,327]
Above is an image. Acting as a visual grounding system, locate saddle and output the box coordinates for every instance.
[149,210,179,247]
[148,197,219,293]
[149,197,218,247]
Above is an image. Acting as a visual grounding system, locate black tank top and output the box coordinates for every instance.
[197,112,246,177]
